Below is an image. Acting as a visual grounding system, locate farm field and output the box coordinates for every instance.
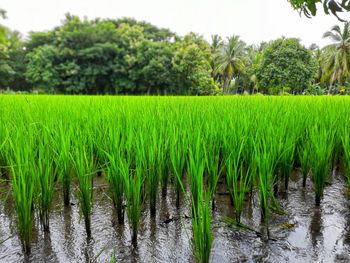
[1,95,350,262]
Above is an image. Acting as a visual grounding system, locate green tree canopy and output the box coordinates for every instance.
[256,38,317,94]
[24,14,215,95]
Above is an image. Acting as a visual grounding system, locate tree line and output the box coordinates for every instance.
[0,12,350,95]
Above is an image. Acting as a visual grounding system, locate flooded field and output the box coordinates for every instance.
[1,96,350,263]
[1,171,349,263]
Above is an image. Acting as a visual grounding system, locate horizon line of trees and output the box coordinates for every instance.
[1,11,350,95]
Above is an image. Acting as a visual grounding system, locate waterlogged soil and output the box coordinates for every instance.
[1,171,350,263]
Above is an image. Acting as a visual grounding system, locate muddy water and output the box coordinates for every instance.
[1,171,350,263]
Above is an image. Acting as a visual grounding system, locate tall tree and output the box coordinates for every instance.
[210,35,223,81]
[256,38,317,94]
[172,33,217,95]
[214,36,247,94]
[322,22,350,86]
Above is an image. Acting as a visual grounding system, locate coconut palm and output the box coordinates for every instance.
[214,35,247,93]
[210,34,223,81]
[322,22,350,86]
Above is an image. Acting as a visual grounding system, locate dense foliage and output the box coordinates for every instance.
[1,11,350,95]
[255,38,317,94]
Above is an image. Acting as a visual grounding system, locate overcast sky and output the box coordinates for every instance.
[1,0,350,47]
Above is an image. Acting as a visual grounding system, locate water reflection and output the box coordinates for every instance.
[0,172,349,262]
[309,207,323,260]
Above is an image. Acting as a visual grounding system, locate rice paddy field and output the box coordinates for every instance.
[1,95,350,262]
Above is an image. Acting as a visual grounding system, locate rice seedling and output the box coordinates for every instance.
[72,142,94,238]
[138,128,160,217]
[308,124,335,206]
[275,132,297,192]
[109,252,117,263]
[7,127,35,253]
[188,134,205,216]
[298,136,311,188]
[55,121,73,206]
[187,133,213,263]
[159,138,169,198]
[104,127,126,224]
[341,127,350,191]
[0,124,9,182]
[126,158,143,247]
[203,134,222,210]
[33,126,56,232]
[191,195,212,263]
[226,138,252,223]
[169,127,187,208]
[253,132,277,239]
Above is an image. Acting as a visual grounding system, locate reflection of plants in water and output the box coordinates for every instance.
[309,208,323,250]
[63,205,73,251]
[343,204,350,246]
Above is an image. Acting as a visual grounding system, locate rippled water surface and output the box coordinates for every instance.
[1,171,350,262]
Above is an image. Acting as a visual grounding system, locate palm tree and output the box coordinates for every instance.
[322,22,350,87]
[214,35,247,94]
[210,35,223,81]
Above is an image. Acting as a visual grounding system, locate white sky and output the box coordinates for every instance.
[1,0,350,47]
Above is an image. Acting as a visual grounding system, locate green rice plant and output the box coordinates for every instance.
[104,128,126,224]
[332,128,342,170]
[188,133,213,263]
[223,119,253,222]
[253,133,277,239]
[159,137,169,198]
[226,145,252,223]
[7,128,35,253]
[275,130,297,192]
[309,124,335,206]
[138,128,160,217]
[126,158,143,247]
[298,138,311,188]
[188,134,205,216]
[33,127,56,232]
[0,123,9,182]
[191,195,213,263]
[109,252,117,263]
[341,127,350,191]
[169,127,187,208]
[55,121,73,206]
[203,136,222,210]
[72,143,94,238]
